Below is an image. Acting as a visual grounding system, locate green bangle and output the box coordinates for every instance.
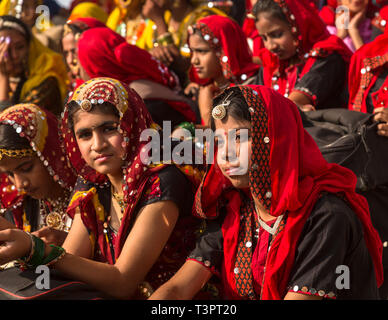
[19,234,45,269]
[42,245,66,266]
[177,122,195,137]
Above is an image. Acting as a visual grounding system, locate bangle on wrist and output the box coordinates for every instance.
[157,32,174,46]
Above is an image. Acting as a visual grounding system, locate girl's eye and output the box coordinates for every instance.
[77,131,92,139]
[20,164,33,173]
[103,125,118,133]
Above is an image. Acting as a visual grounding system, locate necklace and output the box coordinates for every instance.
[111,185,126,215]
[39,190,71,231]
[254,201,283,236]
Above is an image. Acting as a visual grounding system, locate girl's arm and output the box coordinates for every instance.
[149,260,212,300]
[0,200,180,299]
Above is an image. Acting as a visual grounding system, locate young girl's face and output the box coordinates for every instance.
[214,115,252,189]
[73,109,126,177]
[0,155,61,200]
[340,0,368,14]
[256,12,299,61]
[189,33,224,81]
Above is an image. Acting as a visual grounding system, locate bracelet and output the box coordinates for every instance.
[19,232,35,263]
[177,122,195,137]
[18,233,45,270]
[156,32,174,46]
[43,245,66,267]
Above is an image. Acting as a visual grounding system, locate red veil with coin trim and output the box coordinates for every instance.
[61,78,203,263]
[188,15,260,85]
[0,104,76,230]
[256,0,352,104]
[194,85,383,299]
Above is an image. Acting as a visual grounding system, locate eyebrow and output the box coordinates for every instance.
[0,158,33,173]
[75,120,119,136]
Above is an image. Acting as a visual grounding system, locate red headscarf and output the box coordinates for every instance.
[77,27,196,123]
[257,0,352,101]
[0,104,77,229]
[188,15,260,85]
[348,28,388,112]
[78,27,178,90]
[194,85,383,299]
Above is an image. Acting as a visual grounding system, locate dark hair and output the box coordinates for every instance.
[0,15,31,43]
[210,87,251,130]
[0,123,31,150]
[67,101,121,132]
[252,0,289,24]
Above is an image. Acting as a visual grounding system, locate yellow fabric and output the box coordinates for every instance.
[136,5,226,51]
[68,2,108,23]
[21,36,68,104]
[106,0,144,32]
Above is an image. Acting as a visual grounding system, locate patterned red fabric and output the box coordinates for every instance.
[257,0,352,100]
[194,85,383,299]
[234,200,259,299]
[77,27,196,122]
[0,104,77,228]
[188,15,260,85]
[348,30,388,112]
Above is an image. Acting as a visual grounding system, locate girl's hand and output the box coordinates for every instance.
[374,107,388,137]
[0,37,11,77]
[32,226,68,246]
[0,229,31,265]
[349,9,366,31]
[335,11,349,39]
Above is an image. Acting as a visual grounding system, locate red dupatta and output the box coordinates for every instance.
[257,0,352,102]
[77,27,196,123]
[188,15,260,85]
[0,104,76,229]
[194,85,383,299]
[348,26,388,112]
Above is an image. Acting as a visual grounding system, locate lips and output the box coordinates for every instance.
[225,166,248,176]
[94,154,113,163]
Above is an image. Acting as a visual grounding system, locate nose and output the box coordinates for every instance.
[13,174,29,191]
[191,52,199,65]
[218,134,238,163]
[91,131,107,153]
[266,38,279,52]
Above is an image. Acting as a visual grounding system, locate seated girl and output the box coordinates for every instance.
[185,15,260,126]
[0,104,77,248]
[77,26,197,129]
[0,15,67,116]
[149,85,383,300]
[253,0,352,111]
[0,78,201,299]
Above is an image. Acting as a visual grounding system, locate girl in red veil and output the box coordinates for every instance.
[150,85,383,300]
[253,0,352,111]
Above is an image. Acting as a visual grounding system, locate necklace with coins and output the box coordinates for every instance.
[39,190,71,231]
